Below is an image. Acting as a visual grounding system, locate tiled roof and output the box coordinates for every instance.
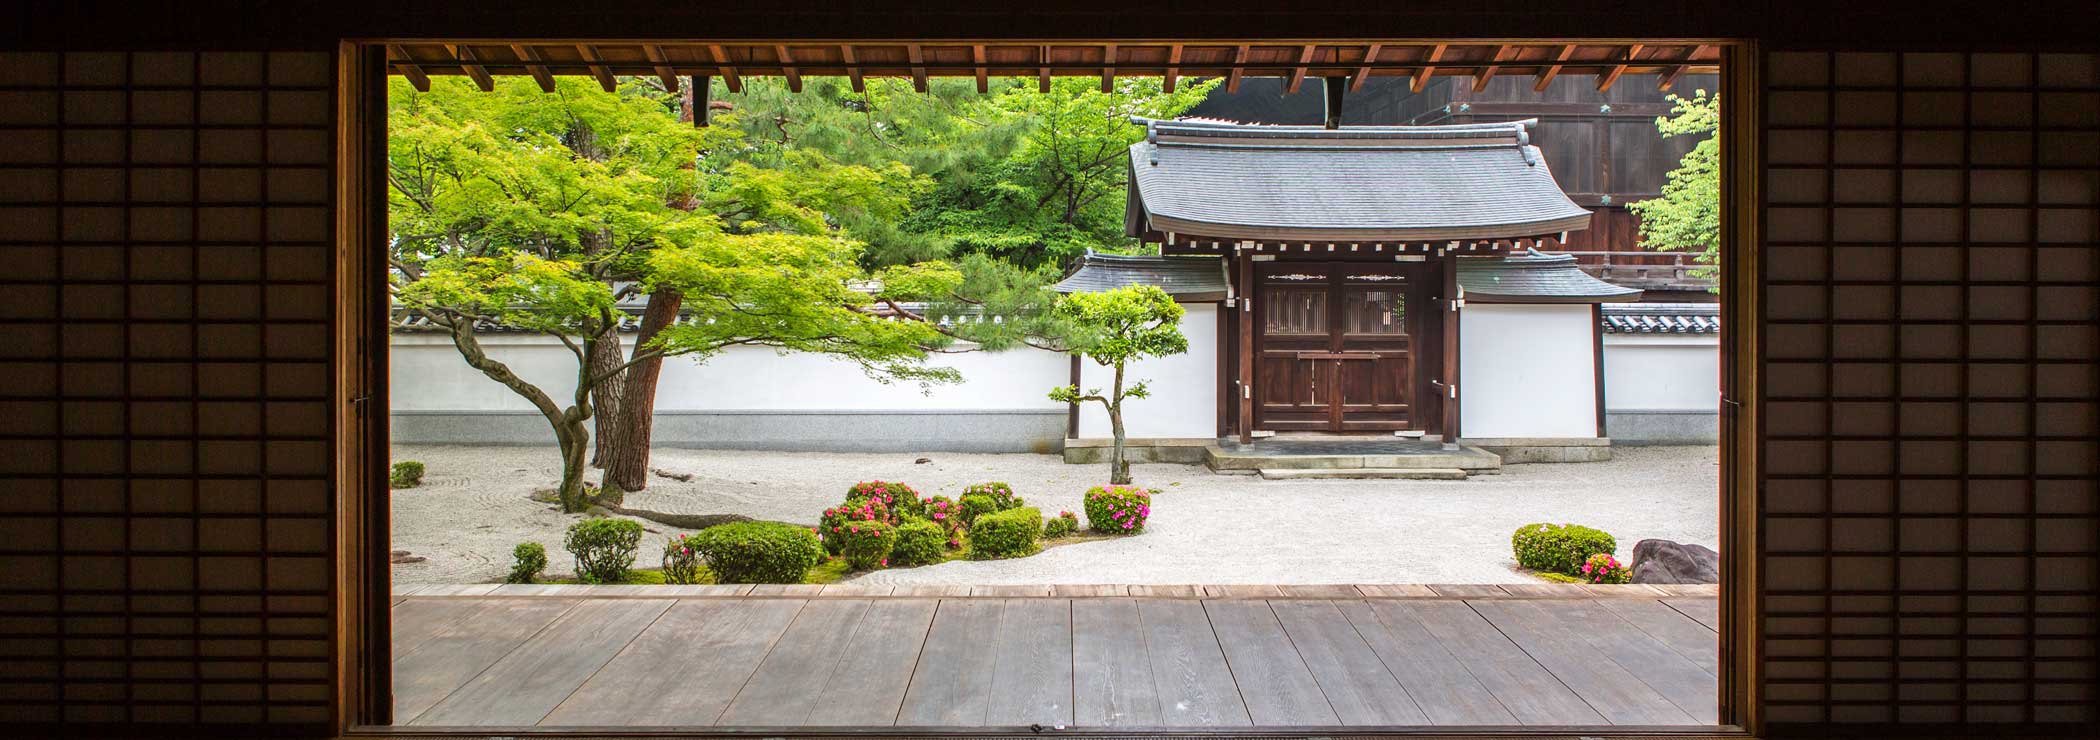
[1456,250,1644,303]
[1126,117,1594,242]
[1599,302,1721,334]
[1053,252,1230,301]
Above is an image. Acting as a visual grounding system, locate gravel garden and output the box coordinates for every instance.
[389,444,1719,586]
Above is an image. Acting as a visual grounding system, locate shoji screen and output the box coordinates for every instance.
[0,52,336,728]
[1761,51,2099,728]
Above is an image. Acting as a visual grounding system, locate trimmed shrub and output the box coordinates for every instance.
[958,494,999,526]
[1042,510,1079,539]
[506,542,547,584]
[1083,485,1151,534]
[968,506,1041,560]
[661,534,703,584]
[924,495,965,535]
[820,496,892,554]
[889,519,948,567]
[962,481,1024,510]
[1581,553,1631,584]
[690,521,824,584]
[1511,523,1618,576]
[836,519,896,570]
[849,480,923,518]
[389,461,425,489]
[564,518,643,583]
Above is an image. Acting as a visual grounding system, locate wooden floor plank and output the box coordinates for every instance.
[1403,600,1603,725]
[1136,599,1251,727]
[411,598,672,726]
[1072,599,1160,727]
[897,599,1004,726]
[1599,599,1721,675]
[716,599,873,726]
[391,599,578,725]
[1545,600,1718,723]
[1347,600,1519,726]
[803,599,940,727]
[1202,600,1339,726]
[1468,600,1696,726]
[1269,600,1427,725]
[1664,598,1721,632]
[539,599,805,726]
[984,598,1075,727]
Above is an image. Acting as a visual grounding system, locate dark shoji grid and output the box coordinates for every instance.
[1761,51,2100,727]
[0,51,335,727]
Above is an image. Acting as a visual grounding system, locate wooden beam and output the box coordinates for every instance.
[707,44,741,93]
[1412,43,1445,93]
[390,45,430,92]
[1534,44,1574,92]
[508,44,553,92]
[1472,44,1512,92]
[840,45,863,92]
[775,45,802,93]
[577,45,615,92]
[1597,44,1642,92]
[907,44,927,92]
[971,44,988,93]
[1284,44,1315,94]
[1658,44,1703,91]
[445,44,493,91]
[1225,44,1248,93]
[642,45,678,92]
[1164,43,1182,92]
[1349,43,1382,92]
[1101,43,1116,92]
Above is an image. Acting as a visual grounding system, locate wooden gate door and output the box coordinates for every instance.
[1254,262,1425,432]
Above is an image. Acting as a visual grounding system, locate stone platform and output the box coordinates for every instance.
[1204,437,1504,474]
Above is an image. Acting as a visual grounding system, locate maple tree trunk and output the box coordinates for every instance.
[604,288,683,492]
[586,322,626,468]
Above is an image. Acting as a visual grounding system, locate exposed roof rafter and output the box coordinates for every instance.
[775,45,802,92]
[1284,44,1316,94]
[1350,43,1382,92]
[706,44,741,92]
[642,44,678,91]
[391,45,431,91]
[576,44,616,92]
[1473,44,1512,92]
[1596,44,1643,92]
[446,44,493,91]
[1535,44,1575,92]
[1412,43,1446,93]
[509,43,553,92]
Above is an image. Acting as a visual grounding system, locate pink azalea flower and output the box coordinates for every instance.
[880,559,888,567]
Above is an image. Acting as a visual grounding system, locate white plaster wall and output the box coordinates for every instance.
[389,333,1069,413]
[1459,303,1598,438]
[1074,304,1218,439]
[1602,334,1720,411]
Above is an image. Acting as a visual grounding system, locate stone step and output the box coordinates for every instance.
[1205,444,1503,472]
[1257,467,1470,481]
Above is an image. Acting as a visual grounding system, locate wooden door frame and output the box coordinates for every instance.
[333,38,1761,737]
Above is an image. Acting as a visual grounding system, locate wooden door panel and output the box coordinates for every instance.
[1254,262,1426,433]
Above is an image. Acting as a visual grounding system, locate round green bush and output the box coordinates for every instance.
[962,481,1023,511]
[1511,523,1618,576]
[690,521,824,584]
[661,534,703,584]
[389,460,425,489]
[1083,485,1151,534]
[1042,510,1079,539]
[564,518,643,583]
[888,519,948,567]
[958,494,999,526]
[849,480,922,518]
[506,541,547,584]
[968,506,1041,560]
[836,518,897,570]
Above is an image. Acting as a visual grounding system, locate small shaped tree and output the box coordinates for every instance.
[1048,285,1188,484]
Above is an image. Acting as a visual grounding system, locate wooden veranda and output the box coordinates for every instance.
[390,585,1719,730]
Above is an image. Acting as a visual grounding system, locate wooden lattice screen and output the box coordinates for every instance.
[1760,51,2099,727]
[0,51,337,728]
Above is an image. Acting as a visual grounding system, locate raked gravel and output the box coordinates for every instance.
[388,443,1718,586]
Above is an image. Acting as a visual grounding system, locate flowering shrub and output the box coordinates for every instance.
[968,507,1041,560]
[958,494,999,526]
[820,496,893,554]
[889,519,948,567]
[661,534,704,584]
[1581,553,1631,584]
[1042,510,1080,539]
[506,542,546,584]
[1083,485,1151,534]
[962,481,1024,511]
[563,517,643,583]
[690,521,824,584]
[836,519,897,571]
[849,480,922,518]
[1511,523,1617,576]
[924,496,965,535]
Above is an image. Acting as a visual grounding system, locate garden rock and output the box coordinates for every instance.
[1630,539,1718,584]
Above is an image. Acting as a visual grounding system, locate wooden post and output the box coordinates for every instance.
[1441,256,1462,446]
[692,75,710,127]
[1236,248,1256,444]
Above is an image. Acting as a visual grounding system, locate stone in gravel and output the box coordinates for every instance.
[1631,539,1719,584]
[915,457,933,464]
